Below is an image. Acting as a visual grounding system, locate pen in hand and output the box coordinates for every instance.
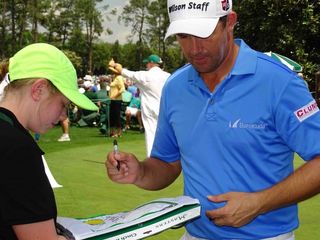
[113,140,120,171]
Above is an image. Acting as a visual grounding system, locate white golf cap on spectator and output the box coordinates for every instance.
[165,0,232,40]
[84,75,93,81]
[83,80,93,88]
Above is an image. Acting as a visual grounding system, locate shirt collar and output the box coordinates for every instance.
[231,39,257,76]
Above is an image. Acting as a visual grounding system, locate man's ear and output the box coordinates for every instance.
[30,79,49,101]
[227,11,238,31]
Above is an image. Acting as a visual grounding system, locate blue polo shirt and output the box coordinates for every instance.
[151,39,320,239]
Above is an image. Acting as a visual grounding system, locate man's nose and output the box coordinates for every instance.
[189,36,203,54]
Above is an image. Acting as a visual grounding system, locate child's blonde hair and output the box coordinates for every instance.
[0,61,58,99]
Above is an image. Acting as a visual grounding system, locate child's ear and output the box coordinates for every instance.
[30,79,49,101]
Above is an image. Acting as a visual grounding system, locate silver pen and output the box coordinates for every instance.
[113,140,120,171]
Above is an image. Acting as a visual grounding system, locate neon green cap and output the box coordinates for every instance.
[9,43,98,111]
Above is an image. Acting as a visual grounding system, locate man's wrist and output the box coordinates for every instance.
[134,161,145,187]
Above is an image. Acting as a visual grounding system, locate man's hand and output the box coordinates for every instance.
[105,151,142,185]
[206,192,261,227]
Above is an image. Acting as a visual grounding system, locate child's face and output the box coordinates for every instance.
[31,89,69,134]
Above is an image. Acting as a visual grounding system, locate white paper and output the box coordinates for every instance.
[57,196,200,240]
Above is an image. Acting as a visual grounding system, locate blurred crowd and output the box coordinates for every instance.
[57,54,170,158]
[59,73,143,140]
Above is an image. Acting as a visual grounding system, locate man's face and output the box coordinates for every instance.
[146,62,153,70]
[176,17,232,74]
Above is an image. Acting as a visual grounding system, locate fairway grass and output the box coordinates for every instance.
[39,126,319,239]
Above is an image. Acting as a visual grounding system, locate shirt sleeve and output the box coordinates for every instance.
[274,75,320,160]
[122,69,149,87]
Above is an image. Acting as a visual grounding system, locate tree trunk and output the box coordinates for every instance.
[0,1,8,57]
[10,0,16,54]
[32,0,38,42]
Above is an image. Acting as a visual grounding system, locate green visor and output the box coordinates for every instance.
[9,43,98,111]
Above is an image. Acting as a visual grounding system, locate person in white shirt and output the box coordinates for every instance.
[110,55,170,156]
[0,73,10,101]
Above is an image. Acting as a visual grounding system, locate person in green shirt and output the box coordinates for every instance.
[124,88,144,132]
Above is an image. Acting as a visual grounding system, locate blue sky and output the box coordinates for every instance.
[98,0,131,43]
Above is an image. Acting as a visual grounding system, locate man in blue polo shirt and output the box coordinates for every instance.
[105,0,320,239]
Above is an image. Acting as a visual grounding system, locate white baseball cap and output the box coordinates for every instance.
[83,80,93,88]
[165,0,232,40]
[83,74,93,81]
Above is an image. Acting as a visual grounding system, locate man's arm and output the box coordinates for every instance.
[135,157,182,190]
[206,156,320,227]
[112,63,148,87]
[258,155,320,212]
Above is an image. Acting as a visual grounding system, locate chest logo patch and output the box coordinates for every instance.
[294,100,319,122]
[229,119,267,129]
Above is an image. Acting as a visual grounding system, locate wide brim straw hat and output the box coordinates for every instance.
[108,66,121,75]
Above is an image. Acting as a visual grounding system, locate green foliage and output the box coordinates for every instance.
[110,40,122,63]
[92,41,113,75]
[147,0,169,55]
[119,43,142,70]
[1,0,319,81]
[234,0,320,82]
[164,45,183,73]
[62,50,83,75]
[120,0,150,68]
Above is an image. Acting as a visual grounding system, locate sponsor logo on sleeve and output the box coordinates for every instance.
[294,100,319,122]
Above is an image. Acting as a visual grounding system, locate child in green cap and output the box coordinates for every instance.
[0,43,97,240]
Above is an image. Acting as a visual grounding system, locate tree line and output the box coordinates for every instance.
[1,0,319,86]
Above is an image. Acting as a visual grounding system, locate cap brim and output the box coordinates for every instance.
[59,87,98,111]
[165,18,219,40]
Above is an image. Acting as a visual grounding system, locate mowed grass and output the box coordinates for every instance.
[39,126,319,239]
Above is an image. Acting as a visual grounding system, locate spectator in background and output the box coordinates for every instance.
[92,76,100,93]
[57,118,70,142]
[82,80,97,100]
[126,78,138,97]
[108,64,125,138]
[78,80,99,126]
[96,76,109,99]
[109,55,170,156]
[124,88,144,133]
[83,75,92,83]
[0,66,9,101]
[96,76,110,135]
[121,81,133,104]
